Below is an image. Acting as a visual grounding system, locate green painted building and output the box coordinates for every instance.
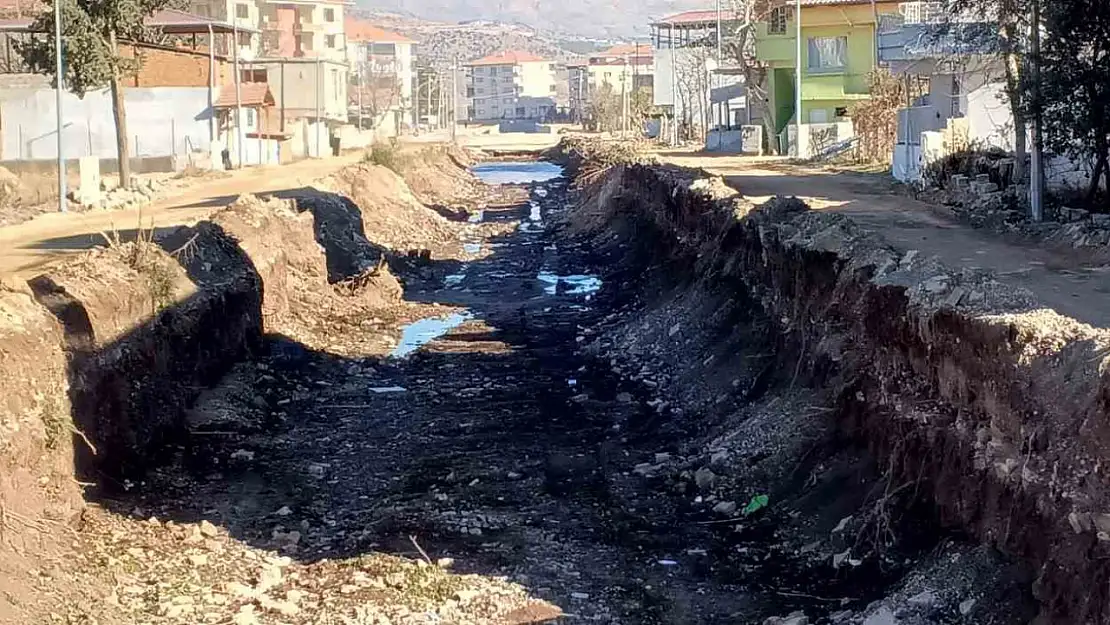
[755,0,900,141]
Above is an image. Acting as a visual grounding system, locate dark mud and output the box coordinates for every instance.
[92,163,1035,624]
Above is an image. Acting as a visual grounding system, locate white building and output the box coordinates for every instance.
[650,10,746,144]
[464,51,557,122]
[345,18,416,134]
[878,2,1013,182]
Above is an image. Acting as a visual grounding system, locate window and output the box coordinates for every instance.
[477,87,486,95]
[237,31,251,47]
[246,109,255,128]
[324,7,335,22]
[325,34,336,48]
[474,77,484,84]
[241,68,267,82]
[549,84,557,92]
[235,2,248,18]
[515,107,525,117]
[769,7,788,34]
[807,36,847,73]
[466,87,475,97]
[835,106,849,117]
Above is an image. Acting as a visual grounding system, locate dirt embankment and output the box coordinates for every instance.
[558,146,1110,624]
[0,148,486,623]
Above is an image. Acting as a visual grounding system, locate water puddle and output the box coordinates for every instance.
[445,274,467,287]
[536,272,603,296]
[519,222,545,234]
[471,161,564,185]
[467,210,485,224]
[529,201,543,222]
[391,311,474,358]
[463,242,482,254]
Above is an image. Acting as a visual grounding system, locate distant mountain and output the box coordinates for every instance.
[354,0,707,38]
[354,10,615,66]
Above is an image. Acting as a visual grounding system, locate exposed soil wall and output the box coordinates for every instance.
[0,147,482,622]
[562,152,1110,623]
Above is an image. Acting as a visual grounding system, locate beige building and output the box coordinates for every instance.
[346,18,416,133]
[464,51,557,122]
[570,43,654,120]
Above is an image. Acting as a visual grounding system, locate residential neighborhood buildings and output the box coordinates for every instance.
[345,18,416,134]
[651,10,745,143]
[464,51,558,122]
[569,43,653,121]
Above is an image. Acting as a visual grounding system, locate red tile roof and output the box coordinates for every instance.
[655,1,884,25]
[465,50,546,66]
[214,82,275,108]
[599,43,652,57]
[345,18,415,43]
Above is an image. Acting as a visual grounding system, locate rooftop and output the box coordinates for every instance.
[0,7,257,34]
[214,82,275,108]
[653,1,892,26]
[465,50,547,66]
[345,18,416,44]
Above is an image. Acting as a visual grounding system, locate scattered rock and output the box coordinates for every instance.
[694,467,717,491]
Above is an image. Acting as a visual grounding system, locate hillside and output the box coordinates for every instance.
[353,0,706,39]
[353,10,616,66]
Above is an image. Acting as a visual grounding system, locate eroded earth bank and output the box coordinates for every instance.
[1,140,1107,624]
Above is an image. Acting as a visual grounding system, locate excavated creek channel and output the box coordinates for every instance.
[106,161,1036,624]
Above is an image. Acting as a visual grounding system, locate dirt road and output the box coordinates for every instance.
[0,154,364,280]
[663,154,1110,328]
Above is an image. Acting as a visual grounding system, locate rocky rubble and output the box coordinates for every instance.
[554,139,1108,623]
[935,173,1110,255]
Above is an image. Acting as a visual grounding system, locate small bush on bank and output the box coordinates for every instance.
[364,141,409,174]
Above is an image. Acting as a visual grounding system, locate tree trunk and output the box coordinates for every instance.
[108,30,130,190]
[1002,24,1026,186]
[1088,138,1108,203]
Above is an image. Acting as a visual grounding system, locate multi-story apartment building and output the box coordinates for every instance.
[188,0,349,151]
[345,18,416,133]
[570,43,654,119]
[464,51,557,122]
[259,0,347,61]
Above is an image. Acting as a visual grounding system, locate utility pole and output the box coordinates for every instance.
[357,44,364,130]
[794,0,803,158]
[233,24,243,168]
[53,0,65,212]
[1029,0,1044,222]
[451,56,458,142]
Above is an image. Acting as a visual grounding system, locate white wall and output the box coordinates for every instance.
[0,86,212,161]
[965,81,1014,150]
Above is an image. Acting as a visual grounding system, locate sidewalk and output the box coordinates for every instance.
[0,154,364,280]
[662,153,1110,329]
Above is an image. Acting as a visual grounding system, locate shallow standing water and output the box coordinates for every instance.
[470,161,564,185]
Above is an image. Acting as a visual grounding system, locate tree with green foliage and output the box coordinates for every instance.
[18,0,174,189]
[1034,0,1110,203]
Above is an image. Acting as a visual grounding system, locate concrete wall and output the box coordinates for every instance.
[257,59,348,122]
[0,86,212,162]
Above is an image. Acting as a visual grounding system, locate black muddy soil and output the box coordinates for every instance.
[84,163,1035,625]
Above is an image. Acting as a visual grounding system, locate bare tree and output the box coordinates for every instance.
[352,53,404,131]
[725,0,778,153]
[674,45,712,142]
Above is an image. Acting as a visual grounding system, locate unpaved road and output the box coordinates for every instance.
[662,153,1110,328]
[0,154,365,280]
